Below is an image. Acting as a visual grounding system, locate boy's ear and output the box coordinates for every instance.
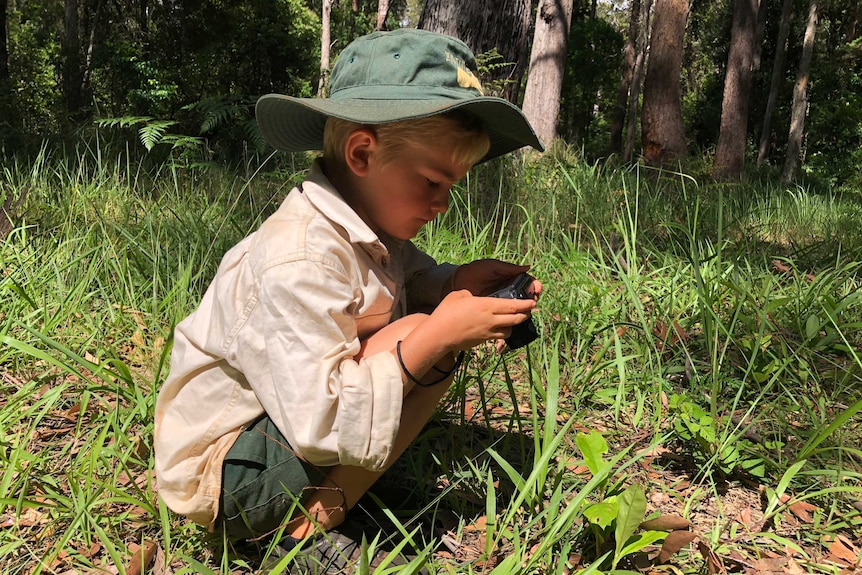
[344,128,378,177]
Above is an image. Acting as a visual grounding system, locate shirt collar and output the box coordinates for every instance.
[302,159,381,246]
[301,160,404,264]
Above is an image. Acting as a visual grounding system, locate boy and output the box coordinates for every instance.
[154,28,544,571]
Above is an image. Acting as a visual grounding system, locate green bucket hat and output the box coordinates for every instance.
[255,28,544,163]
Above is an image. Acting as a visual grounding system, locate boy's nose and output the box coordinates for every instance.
[431,192,449,214]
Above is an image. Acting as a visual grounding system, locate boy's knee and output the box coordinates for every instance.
[389,313,429,334]
[359,313,429,357]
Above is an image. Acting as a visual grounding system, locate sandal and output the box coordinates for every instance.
[271,524,430,574]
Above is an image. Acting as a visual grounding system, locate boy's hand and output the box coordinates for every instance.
[428,289,537,351]
[453,259,542,300]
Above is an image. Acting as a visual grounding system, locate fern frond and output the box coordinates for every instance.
[160,134,205,150]
[242,118,267,152]
[184,95,253,135]
[94,116,154,129]
[138,120,177,151]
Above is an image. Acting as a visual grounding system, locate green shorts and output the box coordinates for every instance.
[219,415,332,540]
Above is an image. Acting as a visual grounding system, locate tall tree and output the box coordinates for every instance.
[850,0,858,41]
[319,0,334,97]
[782,0,819,183]
[626,0,652,162]
[0,0,8,85]
[419,0,533,102]
[0,0,9,135]
[610,0,641,155]
[63,0,86,117]
[641,0,688,165]
[377,0,391,30]
[757,0,794,166]
[713,0,760,179]
[522,0,575,147]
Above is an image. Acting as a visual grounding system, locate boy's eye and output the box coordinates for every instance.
[426,178,440,188]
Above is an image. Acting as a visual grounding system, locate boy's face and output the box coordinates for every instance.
[352,141,472,241]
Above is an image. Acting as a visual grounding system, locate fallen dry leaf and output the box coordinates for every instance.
[826,535,860,566]
[126,540,158,575]
[36,427,75,439]
[640,514,691,531]
[464,515,487,532]
[787,499,818,523]
[698,540,726,574]
[78,541,101,559]
[749,556,807,575]
[16,507,46,527]
[737,506,753,527]
[772,260,792,274]
[638,445,671,458]
[658,530,698,563]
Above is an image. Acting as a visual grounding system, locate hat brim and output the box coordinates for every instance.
[256,94,545,163]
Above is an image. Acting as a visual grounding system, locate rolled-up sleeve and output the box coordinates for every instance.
[402,241,457,310]
[237,257,404,471]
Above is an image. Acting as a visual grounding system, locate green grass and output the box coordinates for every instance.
[1,143,861,574]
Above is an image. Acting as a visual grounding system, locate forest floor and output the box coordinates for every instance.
[408,378,862,575]
[3,312,861,575]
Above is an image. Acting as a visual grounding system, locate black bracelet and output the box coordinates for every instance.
[431,350,466,376]
[396,340,465,387]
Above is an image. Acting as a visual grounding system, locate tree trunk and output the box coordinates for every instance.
[713,0,760,180]
[849,1,858,42]
[0,0,8,83]
[419,0,532,103]
[505,0,533,104]
[781,0,818,183]
[376,0,391,30]
[522,0,575,147]
[140,0,149,43]
[610,0,641,155]
[757,0,793,166]
[641,0,688,165]
[318,0,334,97]
[625,0,652,162]
[82,0,103,96]
[63,0,86,117]
[752,0,768,72]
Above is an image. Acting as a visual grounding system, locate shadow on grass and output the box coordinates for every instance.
[204,416,538,571]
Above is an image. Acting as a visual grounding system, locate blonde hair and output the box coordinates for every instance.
[323,111,491,170]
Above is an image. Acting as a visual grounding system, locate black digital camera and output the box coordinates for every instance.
[488,272,539,350]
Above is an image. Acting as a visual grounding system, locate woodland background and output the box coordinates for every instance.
[1,0,861,189]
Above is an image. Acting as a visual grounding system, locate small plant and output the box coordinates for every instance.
[475,49,516,98]
[667,393,767,479]
[578,431,667,571]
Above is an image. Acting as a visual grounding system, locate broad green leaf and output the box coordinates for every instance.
[614,485,647,567]
[576,430,609,477]
[584,499,619,529]
[764,459,807,516]
[618,530,667,557]
[806,314,820,340]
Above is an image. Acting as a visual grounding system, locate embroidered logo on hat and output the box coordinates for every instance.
[446,51,485,94]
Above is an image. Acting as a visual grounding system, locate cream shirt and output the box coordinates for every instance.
[154,162,456,530]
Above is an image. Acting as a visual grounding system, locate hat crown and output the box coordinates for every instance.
[330,29,485,101]
[255,29,543,161]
